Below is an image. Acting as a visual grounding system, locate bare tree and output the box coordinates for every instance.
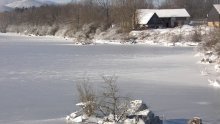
[191,26,202,42]
[96,0,111,27]
[0,13,9,32]
[97,76,130,122]
[0,0,156,33]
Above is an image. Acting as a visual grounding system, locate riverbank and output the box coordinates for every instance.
[194,28,220,88]
[196,51,220,88]
[3,24,209,46]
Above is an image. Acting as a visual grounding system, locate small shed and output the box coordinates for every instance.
[136,9,190,29]
[136,12,160,29]
[208,4,220,27]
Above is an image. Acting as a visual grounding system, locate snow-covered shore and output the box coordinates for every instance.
[0,32,199,47]
[129,25,210,46]
[196,51,220,88]
[0,32,75,42]
[4,24,210,47]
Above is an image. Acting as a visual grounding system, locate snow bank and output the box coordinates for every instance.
[5,23,128,45]
[129,25,209,46]
[196,50,220,89]
[197,51,219,65]
[6,24,59,36]
[214,64,220,72]
[208,79,220,88]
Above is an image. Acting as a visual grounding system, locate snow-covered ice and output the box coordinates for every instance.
[200,68,208,76]
[0,33,220,124]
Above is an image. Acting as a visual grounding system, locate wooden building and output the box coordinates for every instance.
[136,9,190,29]
[208,4,220,27]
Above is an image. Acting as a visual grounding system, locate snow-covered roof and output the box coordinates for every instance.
[137,12,156,25]
[137,9,190,19]
[213,4,220,14]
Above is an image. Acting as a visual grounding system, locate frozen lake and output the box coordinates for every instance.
[0,33,219,124]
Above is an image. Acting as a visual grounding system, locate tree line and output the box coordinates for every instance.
[0,0,153,33]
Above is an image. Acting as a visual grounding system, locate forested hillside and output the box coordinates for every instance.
[0,0,152,32]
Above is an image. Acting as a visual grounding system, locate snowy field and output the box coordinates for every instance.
[0,33,219,124]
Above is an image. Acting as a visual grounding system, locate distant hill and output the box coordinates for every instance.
[43,1,56,5]
[6,0,43,9]
[0,5,12,12]
[6,0,56,9]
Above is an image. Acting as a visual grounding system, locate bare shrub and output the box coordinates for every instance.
[213,30,220,55]
[48,25,59,35]
[200,29,220,52]
[76,75,130,122]
[191,26,202,42]
[171,34,183,44]
[76,79,96,116]
[171,27,183,44]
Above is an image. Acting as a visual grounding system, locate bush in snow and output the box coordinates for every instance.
[47,25,59,36]
[72,23,102,44]
[170,26,183,44]
[200,29,220,52]
[96,76,130,123]
[76,78,96,116]
[191,26,202,43]
[67,76,162,124]
[171,33,183,44]
[75,76,130,122]
[197,29,220,65]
